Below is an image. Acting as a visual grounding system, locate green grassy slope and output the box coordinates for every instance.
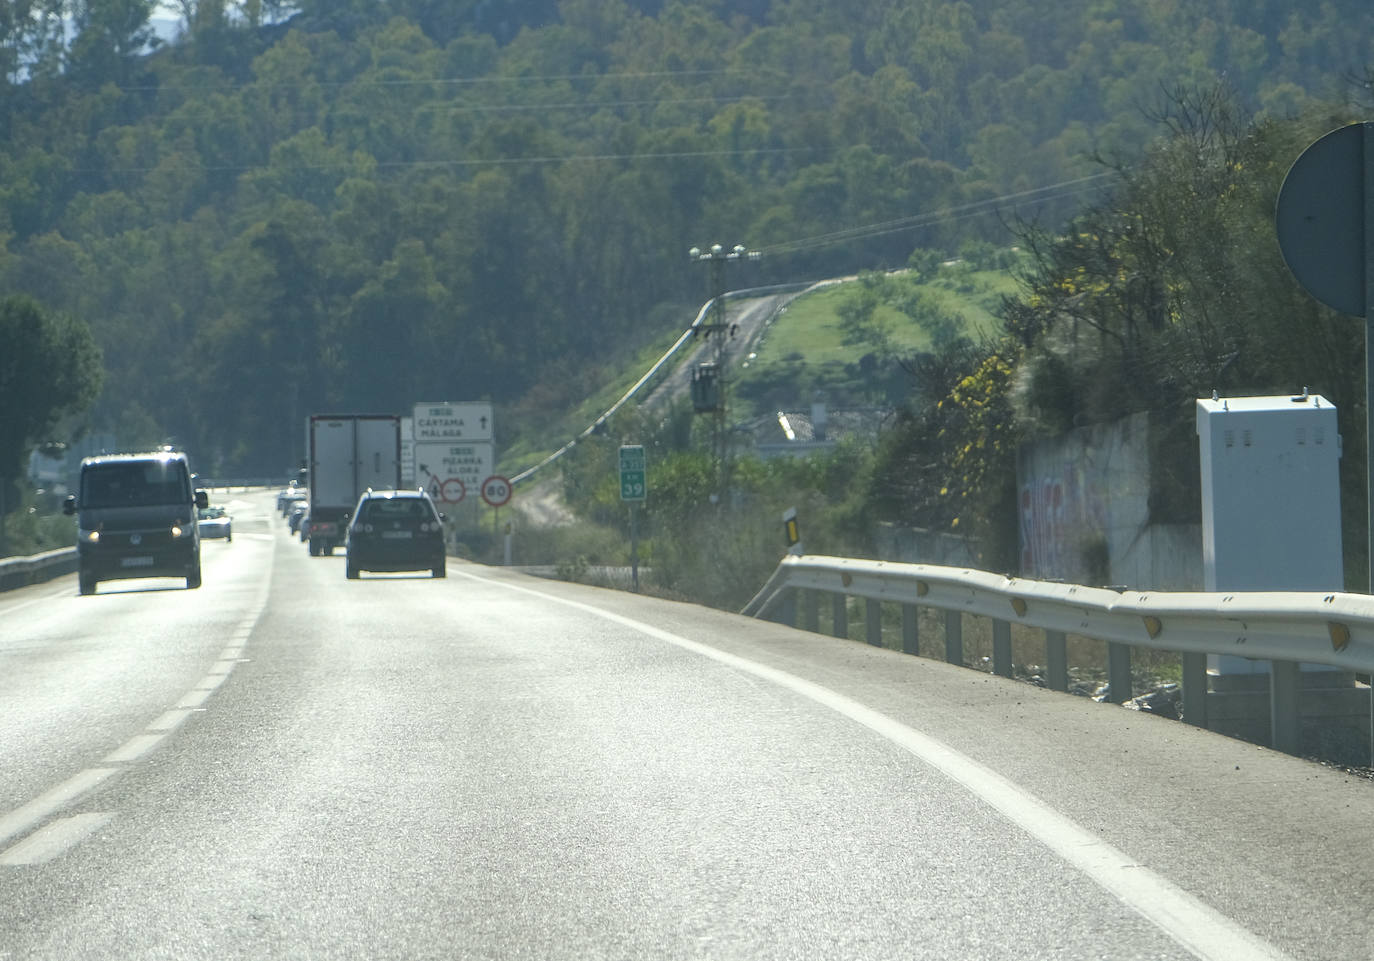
[499,259,1022,473]
[732,263,1019,421]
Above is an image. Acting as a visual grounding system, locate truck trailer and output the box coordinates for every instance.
[305,414,402,556]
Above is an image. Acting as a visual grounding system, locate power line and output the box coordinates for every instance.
[758,172,1117,256]
[382,146,806,169]
[429,94,788,116]
[115,68,751,95]
[82,146,812,176]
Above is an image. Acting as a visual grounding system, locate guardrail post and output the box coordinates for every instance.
[803,590,819,633]
[944,610,963,666]
[865,598,882,647]
[1106,642,1132,704]
[1045,630,1068,692]
[1270,661,1300,754]
[832,593,848,639]
[901,603,919,656]
[1182,652,1208,727]
[777,589,797,628]
[992,620,1013,677]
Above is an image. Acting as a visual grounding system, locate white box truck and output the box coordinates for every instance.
[305,414,402,556]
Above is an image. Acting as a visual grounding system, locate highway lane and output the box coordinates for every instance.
[0,492,271,823]
[1,490,1372,959]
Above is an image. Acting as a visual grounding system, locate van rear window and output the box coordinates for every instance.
[82,461,191,508]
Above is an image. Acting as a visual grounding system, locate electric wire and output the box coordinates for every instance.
[757,172,1117,256]
[113,68,750,95]
[430,94,788,115]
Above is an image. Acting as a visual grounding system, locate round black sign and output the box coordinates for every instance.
[1275,122,1370,317]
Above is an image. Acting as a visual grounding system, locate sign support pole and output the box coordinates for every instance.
[1364,122,1374,597]
[1364,122,1374,764]
[1276,121,1374,762]
[630,504,639,593]
[618,445,646,593]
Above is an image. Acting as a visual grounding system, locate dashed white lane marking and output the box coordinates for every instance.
[193,673,230,692]
[0,769,116,847]
[176,688,213,710]
[0,532,275,866]
[146,710,194,733]
[1,813,114,865]
[103,733,166,765]
[457,569,1294,961]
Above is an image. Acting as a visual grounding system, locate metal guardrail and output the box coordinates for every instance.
[198,480,280,491]
[0,547,78,592]
[743,554,1374,756]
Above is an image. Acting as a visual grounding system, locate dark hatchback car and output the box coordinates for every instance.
[345,489,447,579]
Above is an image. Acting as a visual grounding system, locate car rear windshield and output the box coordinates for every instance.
[361,498,436,522]
[82,460,191,509]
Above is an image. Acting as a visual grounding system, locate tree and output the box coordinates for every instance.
[1002,84,1368,578]
[867,334,1019,571]
[167,0,228,38]
[0,295,103,553]
[195,205,336,471]
[0,0,65,88]
[65,0,158,87]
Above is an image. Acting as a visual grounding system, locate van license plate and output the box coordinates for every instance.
[381,531,412,539]
[121,556,154,567]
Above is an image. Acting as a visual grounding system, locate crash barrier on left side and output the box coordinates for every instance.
[0,547,78,593]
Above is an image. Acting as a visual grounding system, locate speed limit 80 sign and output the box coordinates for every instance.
[480,475,512,508]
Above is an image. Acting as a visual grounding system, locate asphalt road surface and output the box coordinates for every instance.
[2,491,1372,960]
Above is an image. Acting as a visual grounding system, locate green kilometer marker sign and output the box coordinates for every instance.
[619,445,646,501]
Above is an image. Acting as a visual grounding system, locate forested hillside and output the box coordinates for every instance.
[2,0,1373,481]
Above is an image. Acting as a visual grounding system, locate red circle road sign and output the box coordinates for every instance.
[481,475,513,508]
[439,477,466,504]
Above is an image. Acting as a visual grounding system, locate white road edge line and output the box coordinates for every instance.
[0,769,117,847]
[456,570,1294,961]
[0,813,114,865]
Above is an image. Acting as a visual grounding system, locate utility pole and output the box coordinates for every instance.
[688,243,759,493]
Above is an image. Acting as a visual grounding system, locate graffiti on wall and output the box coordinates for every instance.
[1017,413,1150,583]
[1018,466,1108,582]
